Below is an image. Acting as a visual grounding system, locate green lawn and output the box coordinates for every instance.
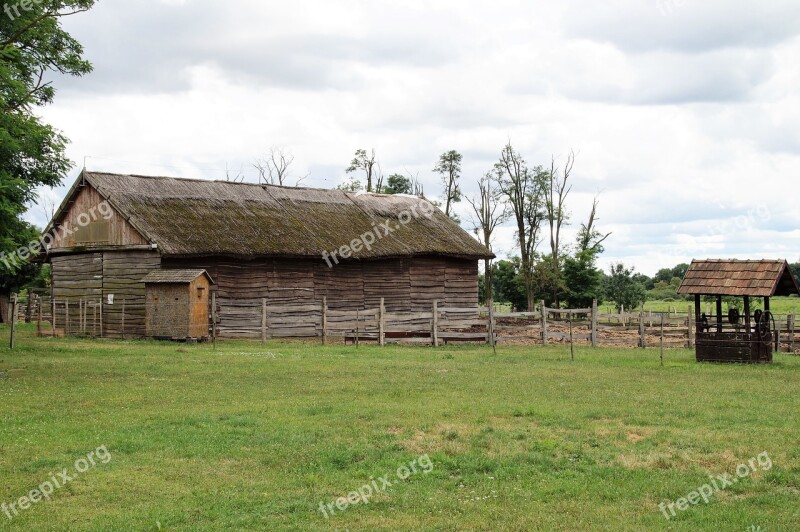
[1,324,799,531]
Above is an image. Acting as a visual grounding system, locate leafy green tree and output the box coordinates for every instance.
[1,1,96,304]
[790,261,800,286]
[336,176,363,193]
[434,150,462,221]
[604,263,647,312]
[563,250,603,308]
[492,259,527,312]
[382,174,412,195]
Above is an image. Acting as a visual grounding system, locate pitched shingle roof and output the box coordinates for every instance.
[677,259,800,297]
[141,269,213,284]
[57,172,494,260]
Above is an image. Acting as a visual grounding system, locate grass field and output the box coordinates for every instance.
[602,297,800,316]
[1,324,799,531]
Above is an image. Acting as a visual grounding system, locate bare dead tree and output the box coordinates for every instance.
[225,163,245,183]
[346,149,378,192]
[254,146,305,186]
[406,171,425,196]
[578,196,611,254]
[38,195,57,225]
[545,150,574,306]
[467,172,509,306]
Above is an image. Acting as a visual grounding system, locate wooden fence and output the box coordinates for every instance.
[6,294,799,353]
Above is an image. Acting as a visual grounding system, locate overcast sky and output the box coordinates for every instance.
[27,0,800,275]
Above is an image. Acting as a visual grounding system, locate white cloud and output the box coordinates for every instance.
[24,0,800,275]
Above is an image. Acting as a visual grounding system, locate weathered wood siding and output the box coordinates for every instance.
[164,255,479,313]
[51,183,148,248]
[51,251,161,337]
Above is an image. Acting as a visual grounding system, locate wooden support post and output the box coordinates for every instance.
[65,299,69,336]
[568,314,574,361]
[261,298,268,345]
[379,297,385,347]
[790,310,796,353]
[432,300,439,347]
[639,304,646,348]
[687,305,694,349]
[716,296,723,333]
[776,318,781,353]
[541,300,548,345]
[694,295,702,334]
[660,313,665,367]
[51,298,56,338]
[621,304,625,329]
[211,292,217,350]
[93,304,97,337]
[25,291,33,323]
[9,295,17,350]
[322,297,328,346]
[489,302,497,354]
[37,298,43,337]
[121,300,125,340]
[99,298,103,338]
[744,296,751,332]
[590,299,598,347]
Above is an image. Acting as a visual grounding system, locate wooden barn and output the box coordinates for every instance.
[678,259,800,363]
[42,171,493,338]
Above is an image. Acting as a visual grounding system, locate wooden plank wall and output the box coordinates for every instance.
[103,251,161,338]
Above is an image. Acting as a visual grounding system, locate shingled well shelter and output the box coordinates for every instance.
[42,171,493,338]
[678,259,800,363]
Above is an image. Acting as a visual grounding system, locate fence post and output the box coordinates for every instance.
[569,313,574,361]
[379,297,385,347]
[322,297,328,345]
[65,299,69,336]
[488,301,496,348]
[591,299,598,348]
[790,310,796,353]
[639,304,646,348]
[25,290,33,323]
[541,300,548,345]
[37,297,43,337]
[431,300,439,347]
[121,300,125,340]
[51,298,56,338]
[660,313,665,367]
[261,298,268,345]
[211,292,217,350]
[9,294,17,350]
[687,305,694,349]
[99,297,103,338]
[621,304,626,329]
[776,318,782,353]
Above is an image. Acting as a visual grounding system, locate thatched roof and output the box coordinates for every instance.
[61,171,493,260]
[677,259,800,297]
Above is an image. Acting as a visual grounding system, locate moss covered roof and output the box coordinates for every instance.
[78,172,493,260]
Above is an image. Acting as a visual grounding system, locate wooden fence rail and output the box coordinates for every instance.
[5,294,798,353]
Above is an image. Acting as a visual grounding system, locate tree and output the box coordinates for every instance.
[383,174,412,195]
[336,176,363,193]
[1,0,96,305]
[496,143,547,311]
[492,259,527,312]
[467,172,508,305]
[434,150,462,220]
[253,146,305,186]
[346,149,378,193]
[563,198,609,308]
[544,151,574,307]
[791,261,800,286]
[604,263,647,312]
[0,222,42,322]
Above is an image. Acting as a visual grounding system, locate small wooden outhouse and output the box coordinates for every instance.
[142,269,214,340]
